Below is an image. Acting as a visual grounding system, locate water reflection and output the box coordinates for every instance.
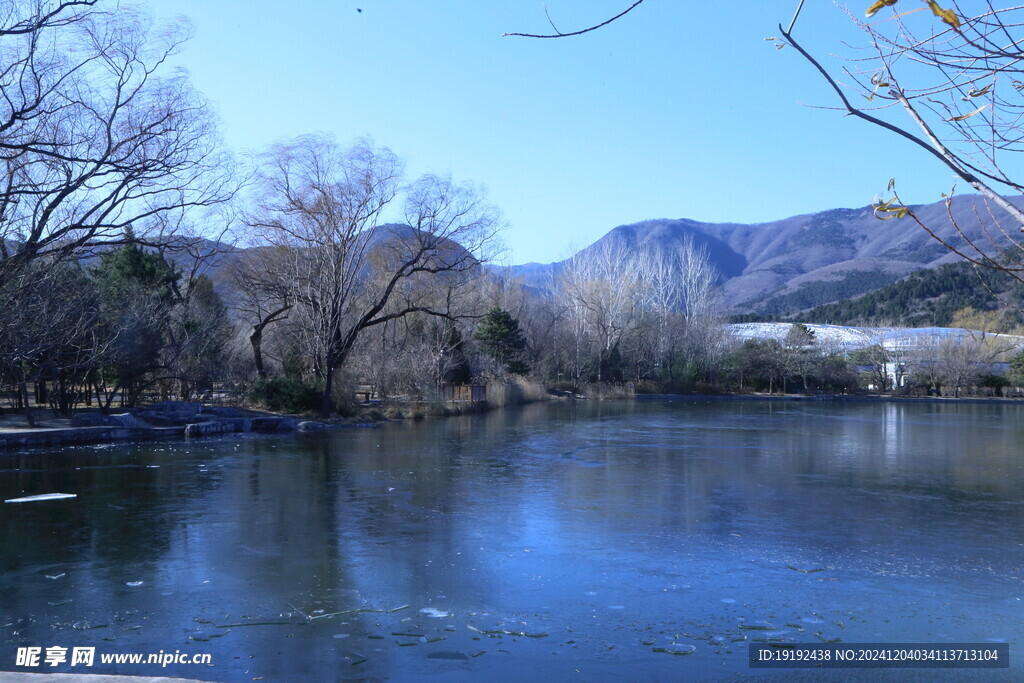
[1,399,1023,680]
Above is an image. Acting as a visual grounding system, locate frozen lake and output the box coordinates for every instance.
[2,398,1022,680]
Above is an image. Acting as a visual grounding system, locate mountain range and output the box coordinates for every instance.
[499,194,1024,315]
[168,195,1022,321]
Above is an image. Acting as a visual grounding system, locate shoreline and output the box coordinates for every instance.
[3,390,1021,452]
[0,402,370,452]
[0,390,551,452]
[634,392,1024,405]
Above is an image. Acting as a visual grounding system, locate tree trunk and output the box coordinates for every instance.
[57,371,71,417]
[19,382,35,428]
[321,364,335,418]
[94,380,103,411]
[102,382,122,413]
[250,327,267,379]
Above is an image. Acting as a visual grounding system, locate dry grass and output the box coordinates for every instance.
[578,382,636,400]
[485,375,549,408]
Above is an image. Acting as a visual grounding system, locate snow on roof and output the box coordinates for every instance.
[725,322,1024,353]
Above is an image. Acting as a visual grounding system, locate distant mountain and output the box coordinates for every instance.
[499,195,1024,315]
[181,223,479,303]
[159,197,1024,322]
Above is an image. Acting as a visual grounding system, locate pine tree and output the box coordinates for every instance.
[92,240,180,405]
[473,306,530,375]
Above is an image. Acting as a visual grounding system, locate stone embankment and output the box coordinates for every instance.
[0,402,327,450]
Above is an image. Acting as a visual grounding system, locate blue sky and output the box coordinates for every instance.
[144,0,958,265]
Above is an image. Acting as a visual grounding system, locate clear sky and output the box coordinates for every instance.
[143,0,958,265]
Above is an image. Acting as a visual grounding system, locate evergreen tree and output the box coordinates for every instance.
[92,239,180,405]
[170,275,233,399]
[1008,351,1024,388]
[474,306,530,375]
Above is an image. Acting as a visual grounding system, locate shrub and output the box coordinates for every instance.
[247,377,322,413]
[978,373,1009,389]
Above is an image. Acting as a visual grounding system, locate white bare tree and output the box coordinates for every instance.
[559,239,644,382]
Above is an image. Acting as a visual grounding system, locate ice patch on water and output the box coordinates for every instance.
[5,493,77,503]
[419,607,450,618]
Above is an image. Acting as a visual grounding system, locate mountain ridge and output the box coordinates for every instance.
[498,195,1024,314]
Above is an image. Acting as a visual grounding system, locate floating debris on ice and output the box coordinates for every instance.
[418,607,450,618]
[738,621,778,631]
[332,633,350,639]
[653,643,696,656]
[5,493,77,503]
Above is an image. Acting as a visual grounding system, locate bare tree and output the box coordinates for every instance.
[782,323,820,391]
[0,259,101,424]
[655,238,720,381]
[228,247,294,379]
[778,2,1024,278]
[247,135,500,415]
[559,239,644,382]
[0,0,235,284]
[903,328,1011,396]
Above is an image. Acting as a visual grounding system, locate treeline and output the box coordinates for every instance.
[0,242,233,424]
[227,226,726,414]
